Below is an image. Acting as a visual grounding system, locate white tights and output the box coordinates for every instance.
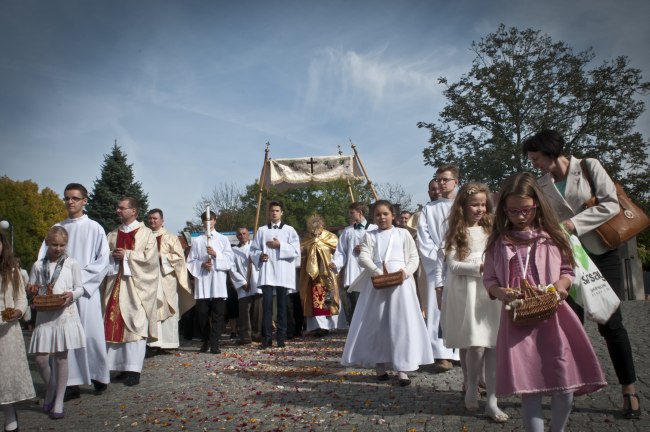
[464,347,505,417]
[1,404,17,431]
[521,392,573,432]
[35,351,69,413]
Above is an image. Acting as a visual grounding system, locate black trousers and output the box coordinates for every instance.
[195,298,225,349]
[567,248,636,386]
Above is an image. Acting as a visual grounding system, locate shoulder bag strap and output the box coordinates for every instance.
[579,159,599,208]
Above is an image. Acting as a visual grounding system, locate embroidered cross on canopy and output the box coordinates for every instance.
[263,155,364,192]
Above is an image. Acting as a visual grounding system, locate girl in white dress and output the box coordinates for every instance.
[27,226,85,420]
[341,200,433,386]
[440,182,506,422]
[0,230,35,432]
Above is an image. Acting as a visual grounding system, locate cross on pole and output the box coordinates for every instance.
[306,157,318,174]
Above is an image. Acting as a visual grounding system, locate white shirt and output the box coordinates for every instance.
[186,231,234,299]
[230,242,262,299]
[417,198,453,288]
[250,222,300,290]
[331,220,378,287]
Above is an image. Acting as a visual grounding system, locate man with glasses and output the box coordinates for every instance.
[103,197,160,386]
[38,183,111,401]
[417,165,461,372]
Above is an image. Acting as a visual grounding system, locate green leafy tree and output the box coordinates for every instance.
[87,143,149,232]
[417,24,650,202]
[0,176,67,269]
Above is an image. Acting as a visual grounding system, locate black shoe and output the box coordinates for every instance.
[623,394,641,419]
[210,347,221,354]
[236,340,252,346]
[145,347,159,358]
[113,372,128,381]
[199,342,209,352]
[63,385,80,402]
[399,378,411,387]
[277,340,286,348]
[229,332,237,339]
[92,380,108,395]
[376,373,389,381]
[259,341,272,350]
[124,372,140,387]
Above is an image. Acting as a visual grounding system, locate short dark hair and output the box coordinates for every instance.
[147,208,163,219]
[201,210,217,221]
[64,183,88,199]
[268,200,284,211]
[522,129,565,158]
[119,197,139,213]
[348,202,366,214]
[436,164,459,179]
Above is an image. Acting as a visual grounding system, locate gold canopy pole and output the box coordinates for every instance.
[350,139,378,200]
[338,144,355,203]
[253,143,270,233]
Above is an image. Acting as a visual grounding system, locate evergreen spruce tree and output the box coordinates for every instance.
[87,142,149,232]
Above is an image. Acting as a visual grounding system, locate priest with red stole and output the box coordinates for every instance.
[103,197,159,386]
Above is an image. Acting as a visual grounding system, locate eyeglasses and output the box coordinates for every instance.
[504,205,538,217]
[62,196,84,202]
[436,177,456,184]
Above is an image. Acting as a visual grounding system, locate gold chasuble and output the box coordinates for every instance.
[299,229,340,317]
[103,222,160,343]
[153,227,194,320]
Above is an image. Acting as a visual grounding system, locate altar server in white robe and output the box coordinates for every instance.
[103,197,160,387]
[146,209,194,353]
[186,210,234,354]
[229,227,262,345]
[250,200,300,349]
[38,183,110,400]
[417,166,461,371]
[330,202,377,323]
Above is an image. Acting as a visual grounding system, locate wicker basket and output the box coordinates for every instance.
[371,262,404,289]
[1,307,16,321]
[33,284,67,311]
[508,280,558,326]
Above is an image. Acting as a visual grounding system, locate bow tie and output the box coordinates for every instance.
[354,223,363,230]
[272,225,279,229]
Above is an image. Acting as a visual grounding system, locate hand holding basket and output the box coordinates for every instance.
[507,280,559,326]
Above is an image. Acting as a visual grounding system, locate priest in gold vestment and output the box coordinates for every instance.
[146,209,194,354]
[299,215,346,335]
[103,197,160,386]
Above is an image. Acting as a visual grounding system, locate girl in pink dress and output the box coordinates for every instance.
[483,173,606,432]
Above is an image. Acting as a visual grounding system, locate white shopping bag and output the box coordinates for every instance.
[567,234,620,324]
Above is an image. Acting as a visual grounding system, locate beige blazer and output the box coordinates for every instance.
[537,156,619,255]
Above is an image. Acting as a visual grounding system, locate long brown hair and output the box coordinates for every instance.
[486,172,575,267]
[444,182,493,261]
[0,230,21,296]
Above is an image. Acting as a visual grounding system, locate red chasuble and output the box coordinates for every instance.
[104,228,138,343]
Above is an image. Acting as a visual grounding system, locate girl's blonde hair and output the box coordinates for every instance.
[45,226,69,246]
[444,182,493,261]
[485,172,575,267]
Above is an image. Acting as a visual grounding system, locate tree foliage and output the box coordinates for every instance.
[191,179,393,234]
[87,143,149,232]
[0,176,67,269]
[417,24,650,202]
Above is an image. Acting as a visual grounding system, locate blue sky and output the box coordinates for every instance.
[1,0,648,233]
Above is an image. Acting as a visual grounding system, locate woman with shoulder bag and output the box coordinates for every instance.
[523,129,641,420]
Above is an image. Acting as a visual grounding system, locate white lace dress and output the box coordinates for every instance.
[28,258,86,353]
[0,276,36,404]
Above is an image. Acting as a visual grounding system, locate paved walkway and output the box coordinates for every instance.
[13,301,649,431]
